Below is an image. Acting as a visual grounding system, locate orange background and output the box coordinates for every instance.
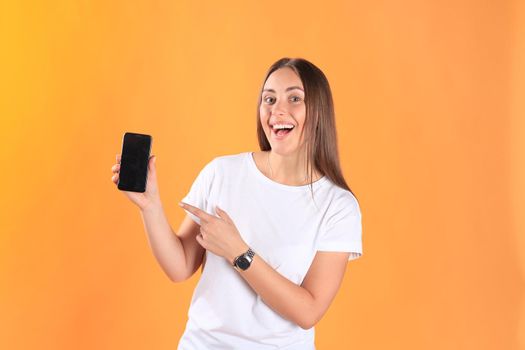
[1,1,524,349]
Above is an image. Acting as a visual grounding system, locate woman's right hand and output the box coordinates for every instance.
[111,153,162,211]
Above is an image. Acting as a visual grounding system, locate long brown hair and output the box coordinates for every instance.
[256,57,358,204]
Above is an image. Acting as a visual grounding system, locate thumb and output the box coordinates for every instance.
[216,206,232,223]
[149,155,156,168]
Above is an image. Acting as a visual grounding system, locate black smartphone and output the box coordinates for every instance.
[117,132,152,193]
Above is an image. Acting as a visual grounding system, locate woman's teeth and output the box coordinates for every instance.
[272,123,295,130]
[272,124,294,137]
[272,124,294,132]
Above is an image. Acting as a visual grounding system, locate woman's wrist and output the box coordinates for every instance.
[140,199,163,214]
[230,242,251,265]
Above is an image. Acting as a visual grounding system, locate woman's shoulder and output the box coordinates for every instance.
[211,151,250,162]
[322,178,360,210]
[207,151,251,169]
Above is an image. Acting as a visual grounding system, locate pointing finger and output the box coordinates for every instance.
[179,202,215,222]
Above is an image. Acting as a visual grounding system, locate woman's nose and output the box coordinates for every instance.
[271,99,287,115]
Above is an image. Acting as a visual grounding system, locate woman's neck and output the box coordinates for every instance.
[266,150,322,185]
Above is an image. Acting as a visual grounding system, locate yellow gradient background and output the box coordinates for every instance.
[1,1,524,349]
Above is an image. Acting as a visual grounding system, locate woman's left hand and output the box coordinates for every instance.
[178,202,249,265]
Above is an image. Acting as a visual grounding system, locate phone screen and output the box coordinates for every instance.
[117,132,152,193]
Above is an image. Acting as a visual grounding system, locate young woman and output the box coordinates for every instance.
[111,57,363,349]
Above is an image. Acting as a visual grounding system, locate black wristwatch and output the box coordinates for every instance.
[233,248,256,271]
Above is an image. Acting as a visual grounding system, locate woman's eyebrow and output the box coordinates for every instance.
[262,86,304,93]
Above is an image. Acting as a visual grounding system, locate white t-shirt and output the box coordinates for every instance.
[177,151,363,350]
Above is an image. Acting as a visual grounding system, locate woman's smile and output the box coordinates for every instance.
[270,123,295,140]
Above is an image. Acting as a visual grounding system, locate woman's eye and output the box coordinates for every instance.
[263,96,302,104]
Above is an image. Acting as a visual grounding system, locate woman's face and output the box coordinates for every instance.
[259,67,306,155]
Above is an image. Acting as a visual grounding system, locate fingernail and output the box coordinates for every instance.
[178,202,184,207]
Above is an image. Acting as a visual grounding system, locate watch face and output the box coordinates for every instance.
[237,257,250,270]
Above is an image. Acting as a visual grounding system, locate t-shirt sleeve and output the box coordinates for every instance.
[180,158,217,226]
[316,192,363,261]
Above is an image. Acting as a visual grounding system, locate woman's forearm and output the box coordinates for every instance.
[140,202,186,282]
[233,249,317,329]
[176,201,318,327]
